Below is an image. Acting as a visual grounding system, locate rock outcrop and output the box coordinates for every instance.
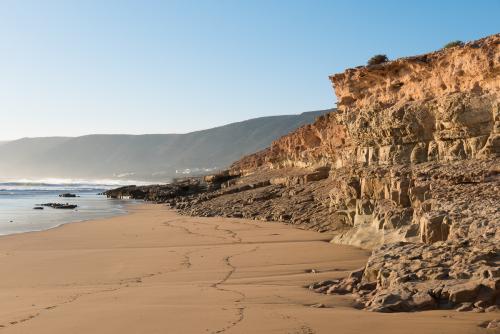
[108,34,500,312]
[105,178,206,202]
[234,34,499,173]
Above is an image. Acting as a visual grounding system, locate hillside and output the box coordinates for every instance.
[0,109,332,181]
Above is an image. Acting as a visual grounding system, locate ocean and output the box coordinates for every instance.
[0,179,138,236]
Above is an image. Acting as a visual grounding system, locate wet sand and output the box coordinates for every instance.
[0,204,493,333]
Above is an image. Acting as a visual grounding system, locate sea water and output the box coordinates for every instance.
[0,179,137,236]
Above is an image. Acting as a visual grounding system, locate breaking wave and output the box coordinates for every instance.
[0,178,151,192]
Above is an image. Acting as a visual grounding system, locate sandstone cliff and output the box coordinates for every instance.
[228,33,499,249]
[112,34,500,313]
[233,34,499,173]
[191,34,499,313]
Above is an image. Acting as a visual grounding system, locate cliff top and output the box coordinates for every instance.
[330,33,499,110]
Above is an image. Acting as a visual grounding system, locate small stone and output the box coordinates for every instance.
[485,305,499,312]
[474,300,490,308]
[326,284,342,295]
[309,280,336,292]
[411,292,437,310]
[310,303,325,308]
[486,320,499,329]
[456,302,473,312]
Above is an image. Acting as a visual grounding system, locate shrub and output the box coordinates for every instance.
[367,54,389,66]
[443,40,464,49]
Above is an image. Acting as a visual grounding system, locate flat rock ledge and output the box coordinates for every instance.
[309,239,499,313]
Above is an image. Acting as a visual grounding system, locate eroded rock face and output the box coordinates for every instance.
[205,34,500,312]
[232,34,499,173]
[109,34,500,313]
[229,33,499,244]
[310,238,499,312]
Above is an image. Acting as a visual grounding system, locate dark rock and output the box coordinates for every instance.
[105,178,206,202]
[39,203,78,209]
[449,282,480,304]
[59,193,79,198]
[456,302,474,312]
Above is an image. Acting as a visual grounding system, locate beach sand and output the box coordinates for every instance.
[0,204,493,333]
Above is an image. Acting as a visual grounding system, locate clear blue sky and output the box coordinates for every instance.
[1,0,498,140]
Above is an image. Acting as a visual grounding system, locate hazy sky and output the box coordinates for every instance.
[1,0,498,140]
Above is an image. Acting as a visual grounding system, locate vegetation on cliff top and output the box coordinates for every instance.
[367,54,389,66]
[443,40,464,49]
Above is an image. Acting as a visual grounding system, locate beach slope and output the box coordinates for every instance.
[0,205,492,333]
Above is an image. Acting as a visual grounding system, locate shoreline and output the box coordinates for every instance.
[0,197,137,238]
[0,204,494,333]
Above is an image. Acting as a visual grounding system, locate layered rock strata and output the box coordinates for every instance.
[233,34,499,172]
[109,34,500,312]
[230,33,499,242]
[193,34,500,312]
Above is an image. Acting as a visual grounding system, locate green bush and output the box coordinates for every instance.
[443,40,464,49]
[367,54,389,66]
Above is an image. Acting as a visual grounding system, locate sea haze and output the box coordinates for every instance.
[0,179,142,236]
[0,110,333,181]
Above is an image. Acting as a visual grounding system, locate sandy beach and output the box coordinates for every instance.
[0,204,493,333]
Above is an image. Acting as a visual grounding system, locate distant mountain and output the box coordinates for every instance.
[0,109,333,181]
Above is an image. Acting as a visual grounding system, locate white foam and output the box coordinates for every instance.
[0,178,154,191]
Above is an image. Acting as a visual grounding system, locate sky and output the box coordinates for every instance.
[0,0,498,140]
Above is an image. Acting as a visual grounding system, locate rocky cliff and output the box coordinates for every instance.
[233,34,499,173]
[111,34,500,313]
[219,34,500,313]
[228,33,499,247]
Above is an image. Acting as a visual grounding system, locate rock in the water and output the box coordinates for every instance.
[59,193,79,198]
[39,203,78,209]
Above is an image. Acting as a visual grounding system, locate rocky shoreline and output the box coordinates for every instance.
[106,34,499,315]
[106,158,499,313]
